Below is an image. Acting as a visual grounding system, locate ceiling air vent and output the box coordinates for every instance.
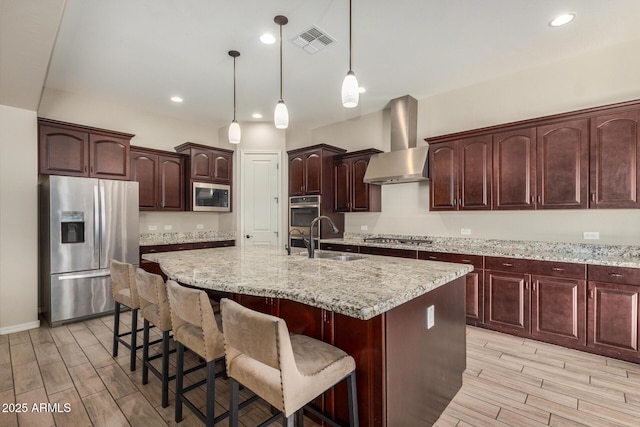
[291,26,335,54]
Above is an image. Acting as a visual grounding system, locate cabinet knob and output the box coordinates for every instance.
[551,267,564,271]
[591,193,596,202]
[502,262,513,267]
[608,272,623,277]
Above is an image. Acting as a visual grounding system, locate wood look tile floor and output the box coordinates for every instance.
[1,314,639,426]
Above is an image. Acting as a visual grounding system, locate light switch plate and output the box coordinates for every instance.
[583,231,600,240]
[197,224,204,229]
[426,305,435,329]
[148,225,157,231]
[164,225,173,231]
[360,225,368,231]
[460,228,471,235]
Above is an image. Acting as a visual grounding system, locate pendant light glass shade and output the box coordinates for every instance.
[228,120,241,144]
[274,16,289,129]
[274,100,289,129]
[341,70,359,108]
[342,0,359,108]
[228,50,241,144]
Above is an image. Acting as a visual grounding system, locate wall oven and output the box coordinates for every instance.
[289,196,321,248]
[193,182,230,212]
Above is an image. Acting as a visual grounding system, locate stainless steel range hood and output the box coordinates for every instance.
[363,95,429,185]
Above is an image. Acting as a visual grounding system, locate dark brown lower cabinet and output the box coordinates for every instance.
[465,271,484,325]
[359,246,417,259]
[531,276,586,347]
[319,242,359,253]
[587,281,640,361]
[484,270,530,335]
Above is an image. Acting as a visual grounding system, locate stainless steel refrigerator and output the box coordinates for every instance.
[39,175,139,326]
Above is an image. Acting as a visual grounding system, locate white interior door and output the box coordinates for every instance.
[242,152,279,246]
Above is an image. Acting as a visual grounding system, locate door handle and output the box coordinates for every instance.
[245,234,253,239]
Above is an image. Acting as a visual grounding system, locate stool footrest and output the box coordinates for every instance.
[304,404,344,427]
[256,412,281,427]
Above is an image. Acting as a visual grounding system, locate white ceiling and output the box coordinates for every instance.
[43,0,640,129]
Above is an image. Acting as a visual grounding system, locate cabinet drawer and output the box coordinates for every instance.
[418,251,452,262]
[192,240,236,249]
[450,253,484,269]
[159,243,194,252]
[528,260,586,280]
[588,265,640,286]
[359,246,417,259]
[320,243,359,253]
[485,256,532,274]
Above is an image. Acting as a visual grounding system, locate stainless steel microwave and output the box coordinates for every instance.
[193,182,230,212]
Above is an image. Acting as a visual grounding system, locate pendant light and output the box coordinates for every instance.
[228,50,241,144]
[274,15,289,129]
[341,0,359,108]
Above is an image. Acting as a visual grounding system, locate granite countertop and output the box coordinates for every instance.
[321,233,640,269]
[142,246,472,320]
[140,231,236,246]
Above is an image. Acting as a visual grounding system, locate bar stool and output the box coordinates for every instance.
[220,298,359,427]
[136,268,174,408]
[110,259,144,371]
[165,280,228,426]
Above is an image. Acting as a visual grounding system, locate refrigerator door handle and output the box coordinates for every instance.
[58,269,111,281]
[94,185,100,263]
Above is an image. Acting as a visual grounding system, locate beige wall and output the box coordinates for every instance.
[310,37,640,245]
[0,105,39,333]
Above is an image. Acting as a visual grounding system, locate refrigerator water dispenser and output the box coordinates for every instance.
[61,211,85,244]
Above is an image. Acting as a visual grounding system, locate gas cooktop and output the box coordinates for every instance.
[363,237,433,246]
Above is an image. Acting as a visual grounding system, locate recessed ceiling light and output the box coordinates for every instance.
[252,113,263,119]
[549,13,575,27]
[260,33,276,44]
[358,87,366,94]
[170,96,183,103]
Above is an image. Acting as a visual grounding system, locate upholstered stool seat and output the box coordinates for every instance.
[221,298,359,427]
[136,269,174,408]
[166,280,241,426]
[110,259,144,371]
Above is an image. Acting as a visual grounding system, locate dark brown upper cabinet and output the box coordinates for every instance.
[590,110,640,208]
[287,144,346,197]
[493,127,536,210]
[38,118,133,180]
[428,99,640,211]
[174,142,234,210]
[334,149,382,212]
[130,146,185,211]
[175,142,233,184]
[430,136,492,211]
[536,119,589,209]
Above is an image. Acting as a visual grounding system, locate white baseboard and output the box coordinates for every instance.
[0,320,41,335]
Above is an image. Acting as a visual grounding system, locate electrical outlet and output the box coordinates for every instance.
[164,225,173,231]
[360,225,368,231]
[583,231,600,240]
[148,225,157,231]
[197,224,204,229]
[460,228,471,235]
[426,305,435,329]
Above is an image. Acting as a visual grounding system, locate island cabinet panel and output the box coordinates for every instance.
[39,119,133,180]
[536,119,589,209]
[287,144,347,197]
[334,149,383,213]
[531,276,586,347]
[493,127,537,210]
[590,110,640,208]
[235,295,278,315]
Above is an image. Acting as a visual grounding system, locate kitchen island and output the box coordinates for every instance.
[143,246,473,426]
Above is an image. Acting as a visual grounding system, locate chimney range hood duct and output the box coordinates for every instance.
[363,95,429,185]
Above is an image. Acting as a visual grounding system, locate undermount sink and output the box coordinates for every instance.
[298,251,367,261]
